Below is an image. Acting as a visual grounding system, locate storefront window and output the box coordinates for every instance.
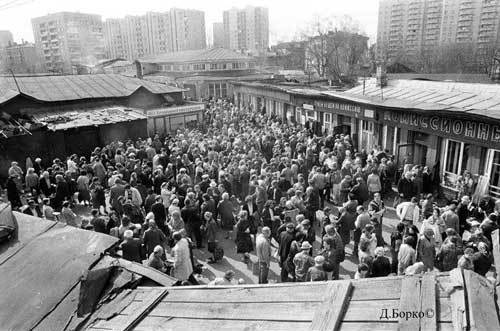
[488,150,500,198]
[154,117,165,134]
[215,84,221,97]
[170,116,184,133]
[443,139,469,188]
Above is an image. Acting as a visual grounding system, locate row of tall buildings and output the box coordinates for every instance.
[377,0,500,66]
[27,7,269,74]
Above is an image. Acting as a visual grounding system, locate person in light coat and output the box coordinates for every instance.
[171,231,193,282]
[396,197,420,225]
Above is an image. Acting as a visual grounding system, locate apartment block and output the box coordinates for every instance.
[0,42,44,73]
[213,22,224,48]
[222,6,269,54]
[31,12,105,73]
[378,0,500,62]
[103,9,206,61]
[0,30,13,48]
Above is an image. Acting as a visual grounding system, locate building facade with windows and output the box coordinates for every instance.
[213,22,224,48]
[222,6,269,54]
[233,77,500,200]
[103,9,206,61]
[31,12,105,74]
[0,30,13,48]
[138,48,259,100]
[314,78,500,200]
[377,0,500,64]
[0,42,44,73]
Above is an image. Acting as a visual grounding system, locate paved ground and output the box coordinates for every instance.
[63,193,402,285]
[192,200,402,285]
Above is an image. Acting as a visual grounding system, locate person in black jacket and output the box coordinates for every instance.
[151,196,167,234]
[181,199,203,248]
[457,196,470,235]
[371,247,392,277]
[397,172,416,201]
[120,230,144,263]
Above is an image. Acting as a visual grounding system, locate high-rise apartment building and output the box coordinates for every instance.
[31,12,105,73]
[378,0,500,62]
[103,9,206,61]
[0,30,13,48]
[213,22,224,47]
[222,6,269,54]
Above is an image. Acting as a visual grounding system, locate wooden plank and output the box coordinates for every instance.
[338,321,454,331]
[397,277,421,331]
[420,274,437,331]
[149,301,320,322]
[113,257,177,286]
[309,281,352,331]
[343,299,451,322]
[463,269,500,331]
[135,283,329,303]
[350,278,402,301]
[448,268,467,331]
[492,229,500,282]
[134,316,311,331]
[116,288,168,331]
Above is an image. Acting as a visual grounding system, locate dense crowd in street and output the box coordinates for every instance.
[3,98,498,285]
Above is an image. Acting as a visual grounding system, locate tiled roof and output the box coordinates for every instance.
[323,78,500,120]
[140,48,252,63]
[32,106,147,131]
[0,74,185,105]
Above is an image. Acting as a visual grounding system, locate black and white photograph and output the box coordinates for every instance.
[1,0,500,330]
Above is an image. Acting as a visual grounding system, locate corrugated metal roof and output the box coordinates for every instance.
[32,106,146,131]
[0,74,185,105]
[140,48,252,63]
[323,78,500,120]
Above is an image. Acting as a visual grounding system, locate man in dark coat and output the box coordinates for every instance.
[337,206,356,250]
[181,199,203,248]
[151,196,167,234]
[278,223,295,282]
[142,220,167,257]
[397,172,415,201]
[457,196,470,235]
[120,229,144,263]
[109,178,126,213]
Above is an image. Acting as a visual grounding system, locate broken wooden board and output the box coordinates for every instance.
[463,269,500,331]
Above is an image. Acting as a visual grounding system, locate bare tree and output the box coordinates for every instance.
[300,15,369,83]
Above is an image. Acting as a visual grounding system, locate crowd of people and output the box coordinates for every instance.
[3,98,498,285]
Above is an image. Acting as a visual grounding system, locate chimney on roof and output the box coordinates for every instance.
[134,60,143,79]
[376,63,387,87]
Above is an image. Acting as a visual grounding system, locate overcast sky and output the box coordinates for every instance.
[0,0,379,44]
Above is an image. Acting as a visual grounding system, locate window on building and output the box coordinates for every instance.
[443,139,470,188]
[210,63,218,70]
[488,150,500,198]
[221,83,227,97]
[215,83,221,97]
